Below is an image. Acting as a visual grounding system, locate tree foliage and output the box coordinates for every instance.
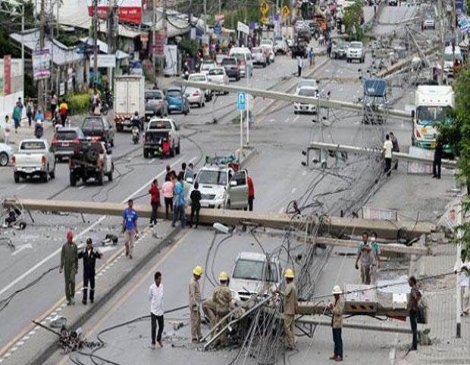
[343,0,364,41]
[0,1,35,58]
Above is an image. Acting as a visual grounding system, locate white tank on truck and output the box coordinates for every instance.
[113,75,145,132]
[412,85,454,152]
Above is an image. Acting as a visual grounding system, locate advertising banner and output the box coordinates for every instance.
[32,49,51,80]
[3,55,11,95]
[87,0,142,24]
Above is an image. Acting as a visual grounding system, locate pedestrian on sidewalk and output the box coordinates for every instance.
[370,231,381,285]
[60,231,78,305]
[390,131,400,169]
[189,266,203,343]
[296,55,303,77]
[327,40,332,58]
[189,181,201,228]
[454,249,469,316]
[433,136,443,179]
[78,238,102,305]
[329,285,344,362]
[383,134,393,177]
[51,93,58,117]
[148,271,164,348]
[172,173,186,228]
[3,116,11,145]
[276,269,298,350]
[162,175,174,219]
[12,101,22,133]
[148,179,160,228]
[308,47,314,67]
[355,231,372,285]
[26,99,33,127]
[407,276,422,351]
[122,199,138,259]
[247,172,255,211]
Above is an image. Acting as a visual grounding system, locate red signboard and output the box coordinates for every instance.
[4,55,11,95]
[87,0,142,24]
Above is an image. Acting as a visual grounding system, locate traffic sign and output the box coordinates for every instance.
[259,0,269,15]
[260,15,269,24]
[237,92,246,111]
[281,5,290,18]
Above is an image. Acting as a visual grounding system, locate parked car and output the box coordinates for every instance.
[229,252,282,301]
[346,41,365,63]
[145,89,168,120]
[184,87,205,108]
[51,127,85,162]
[143,118,181,158]
[0,143,13,167]
[295,78,319,94]
[82,116,115,147]
[207,67,229,93]
[12,139,56,183]
[221,57,241,81]
[165,87,190,115]
[229,47,253,77]
[294,86,319,114]
[69,139,113,186]
[187,73,213,101]
[252,47,268,67]
[201,60,217,75]
[273,37,289,54]
[331,39,348,59]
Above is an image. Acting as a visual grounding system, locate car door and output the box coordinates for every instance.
[228,169,248,209]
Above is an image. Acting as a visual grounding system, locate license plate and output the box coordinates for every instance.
[62,142,69,147]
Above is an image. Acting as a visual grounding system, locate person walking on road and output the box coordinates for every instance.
[355,232,372,285]
[329,285,344,362]
[390,132,400,169]
[60,231,78,305]
[189,266,203,343]
[12,101,22,133]
[189,181,202,228]
[296,55,303,77]
[3,116,11,145]
[78,238,102,305]
[369,231,381,285]
[247,173,255,211]
[59,99,68,126]
[122,199,138,259]
[454,249,469,316]
[50,93,58,117]
[172,174,186,228]
[149,179,160,228]
[383,134,393,177]
[408,276,422,351]
[26,99,33,128]
[149,271,164,348]
[162,175,174,219]
[433,136,443,179]
[277,269,298,350]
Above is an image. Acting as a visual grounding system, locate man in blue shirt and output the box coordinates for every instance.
[172,174,186,228]
[122,199,138,259]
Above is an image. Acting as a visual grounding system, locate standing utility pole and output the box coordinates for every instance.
[107,0,118,89]
[38,0,46,111]
[438,0,445,85]
[21,4,25,103]
[152,0,157,72]
[93,0,98,88]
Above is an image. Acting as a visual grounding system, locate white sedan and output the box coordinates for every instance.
[184,87,205,108]
[294,86,318,114]
[0,143,13,166]
[207,67,229,95]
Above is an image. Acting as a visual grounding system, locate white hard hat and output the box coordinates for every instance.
[332,285,342,295]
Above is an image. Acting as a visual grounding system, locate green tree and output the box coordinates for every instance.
[343,0,363,41]
[0,1,35,58]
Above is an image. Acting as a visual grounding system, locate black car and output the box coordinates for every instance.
[51,127,85,162]
[221,57,241,81]
[82,116,115,147]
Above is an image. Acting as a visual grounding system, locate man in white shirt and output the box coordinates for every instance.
[296,55,303,77]
[454,250,469,316]
[383,134,393,177]
[148,271,164,347]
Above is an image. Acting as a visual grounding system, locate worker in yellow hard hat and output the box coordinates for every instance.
[189,266,203,343]
[276,269,298,350]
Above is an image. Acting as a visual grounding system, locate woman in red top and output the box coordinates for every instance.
[148,179,160,227]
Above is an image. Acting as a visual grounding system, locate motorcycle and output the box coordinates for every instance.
[131,126,140,144]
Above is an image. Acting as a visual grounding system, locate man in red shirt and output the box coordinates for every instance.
[247,172,254,211]
[148,179,160,228]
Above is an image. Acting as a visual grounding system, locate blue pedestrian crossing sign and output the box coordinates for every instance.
[237,92,246,111]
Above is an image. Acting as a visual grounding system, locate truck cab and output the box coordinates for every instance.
[363,79,388,124]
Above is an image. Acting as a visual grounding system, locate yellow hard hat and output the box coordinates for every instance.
[219,271,229,281]
[284,269,294,279]
[193,265,203,276]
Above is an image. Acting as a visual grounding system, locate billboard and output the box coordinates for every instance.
[3,55,11,95]
[87,0,142,24]
[32,49,51,80]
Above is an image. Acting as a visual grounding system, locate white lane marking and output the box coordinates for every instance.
[78,186,85,190]
[16,185,26,191]
[291,188,297,194]
[293,116,299,122]
[148,158,155,164]
[11,244,33,256]
[0,156,185,297]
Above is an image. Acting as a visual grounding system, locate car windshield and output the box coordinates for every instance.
[167,90,181,97]
[189,75,206,82]
[20,141,45,150]
[298,80,317,89]
[350,42,362,49]
[184,87,199,94]
[209,68,224,75]
[223,58,237,65]
[149,120,172,129]
[56,130,80,140]
[232,259,279,282]
[252,48,263,54]
[145,91,163,100]
[232,54,245,62]
[416,106,451,125]
[196,169,227,186]
[298,88,318,97]
[216,55,227,62]
[83,118,103,129]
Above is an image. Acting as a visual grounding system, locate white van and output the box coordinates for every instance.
[229,47,253,77]
[444,45,463,75]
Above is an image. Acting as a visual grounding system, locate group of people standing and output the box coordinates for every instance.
[355,231,381,285]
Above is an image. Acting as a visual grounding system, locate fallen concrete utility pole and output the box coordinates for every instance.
[405,25,430,68]
[182,81,411,120]
[2,198,435,240]
[377,47,439,78]
[308,141,457,169]
[297,235,431,256]
[296,316,412,334]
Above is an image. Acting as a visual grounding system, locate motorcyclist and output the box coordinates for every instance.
[34,120,44,138]
[131,111,143,131]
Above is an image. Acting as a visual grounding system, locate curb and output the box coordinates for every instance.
[240,146,258,168]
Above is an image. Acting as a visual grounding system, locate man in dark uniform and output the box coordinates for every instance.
[433,136,443,179]
[60,231,79,305]
[78,238,102,305]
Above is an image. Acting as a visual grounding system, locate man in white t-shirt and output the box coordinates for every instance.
[148,271,164,347]
[454,250,469,316]
[383,134,393,177]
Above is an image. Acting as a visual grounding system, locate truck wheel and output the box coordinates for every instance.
[50,169,55,179]
[70,172,77,186]
[14,172,20,183]
[144,149,149,159]
[170,146,175,157]
[176,141,181,155]
[116,125,123,132]
[108,170,113,182]
[97,170,104,186]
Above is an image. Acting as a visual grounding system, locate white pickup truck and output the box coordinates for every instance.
[12,139,56,183]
